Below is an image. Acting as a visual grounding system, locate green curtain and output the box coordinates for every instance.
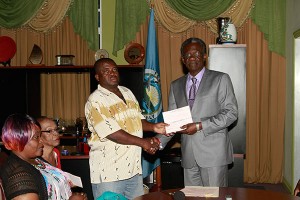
[112,0,149,56]
[0,0,45,28]
[69,0,99,51]
[165,0,235,21]
[251,0,286,57]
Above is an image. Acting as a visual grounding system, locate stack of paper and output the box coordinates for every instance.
[180,186,219,197]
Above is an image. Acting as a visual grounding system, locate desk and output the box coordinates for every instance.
[134,188,300,200]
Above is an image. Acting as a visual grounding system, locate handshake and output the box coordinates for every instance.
[142,137,161,155]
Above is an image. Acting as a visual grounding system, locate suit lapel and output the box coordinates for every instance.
[196,68,210,97]
[190,68,210,112]
[182,75,189,104]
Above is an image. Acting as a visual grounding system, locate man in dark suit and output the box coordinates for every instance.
[158,37,238,187]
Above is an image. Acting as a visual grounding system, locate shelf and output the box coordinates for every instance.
[0,65,94,74]
[0,65,144,69]
[61,155,89,159]
[0,65,144,73]
[209,44,247,48]
[60,136,88,139]
[0,65,91,69]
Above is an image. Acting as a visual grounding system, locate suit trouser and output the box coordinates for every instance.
[184,163,228,187]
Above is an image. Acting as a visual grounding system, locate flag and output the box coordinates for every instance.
[141,8,163,178]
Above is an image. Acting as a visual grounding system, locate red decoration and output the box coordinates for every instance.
[0,36,17,63]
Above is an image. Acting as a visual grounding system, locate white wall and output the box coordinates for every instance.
[294,37,300,190]
[285,0,300,192]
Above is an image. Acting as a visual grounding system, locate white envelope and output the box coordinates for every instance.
[162,106,193,133]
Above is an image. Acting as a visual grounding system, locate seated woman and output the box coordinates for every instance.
[37,116,61,169]
[0,113,87,200]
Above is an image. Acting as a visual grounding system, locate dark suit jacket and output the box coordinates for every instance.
[159,68,238,168]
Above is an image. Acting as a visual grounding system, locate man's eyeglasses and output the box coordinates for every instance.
[101,67,118,76]
[41,128,60,135]
[184,51,202,59]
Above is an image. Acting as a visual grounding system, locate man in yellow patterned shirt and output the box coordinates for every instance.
[85,58,168,199]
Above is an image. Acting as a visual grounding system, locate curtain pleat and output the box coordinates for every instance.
[113,0,150,55]
[69,0,98,51]
[28,0,73,32]
[40,72,90,126]
[250,0,286,56]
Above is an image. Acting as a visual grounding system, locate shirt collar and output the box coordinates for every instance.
[188,67,205,81]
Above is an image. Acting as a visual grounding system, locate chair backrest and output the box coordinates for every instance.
[0,178,6,200]
[0,149,8,200]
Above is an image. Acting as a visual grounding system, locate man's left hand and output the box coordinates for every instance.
[179,122,200,135]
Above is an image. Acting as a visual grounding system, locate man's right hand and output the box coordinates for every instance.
[142,137,160,155]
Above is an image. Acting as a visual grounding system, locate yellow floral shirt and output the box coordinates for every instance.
[85,85,144,183]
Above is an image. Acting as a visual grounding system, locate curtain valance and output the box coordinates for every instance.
[0,0,98,51]
[0,0,45,28]
[154,0,253,34]
[165,0,235,21]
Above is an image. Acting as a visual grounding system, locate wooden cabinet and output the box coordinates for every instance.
[0,65,144,128]
[0,69,40,127]
[0,66,91,128]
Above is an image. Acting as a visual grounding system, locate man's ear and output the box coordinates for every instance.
[203,53,207,66]
[181,57,186,65]
[95,74,99,82]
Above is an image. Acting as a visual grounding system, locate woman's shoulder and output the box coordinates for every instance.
[0,154,46,200]
[53,147,60,155]
[1,153,40,181]
[1,153,31,176]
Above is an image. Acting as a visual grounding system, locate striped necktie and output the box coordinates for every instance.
[189,77,197,108]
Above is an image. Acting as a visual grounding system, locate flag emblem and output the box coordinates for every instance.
[142,68,162,121]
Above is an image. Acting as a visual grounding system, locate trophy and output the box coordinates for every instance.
[27,44,44,66]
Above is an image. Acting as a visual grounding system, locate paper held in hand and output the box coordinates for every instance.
[180,186,219,197]
[64,171,83,188]
[162,106,193,134]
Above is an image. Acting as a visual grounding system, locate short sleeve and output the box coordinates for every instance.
[2,169,40,199]
[0,154,47,200]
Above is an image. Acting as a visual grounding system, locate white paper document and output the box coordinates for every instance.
[65,171,83,188]
[180,186,219,197]
[162,106,193,133]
